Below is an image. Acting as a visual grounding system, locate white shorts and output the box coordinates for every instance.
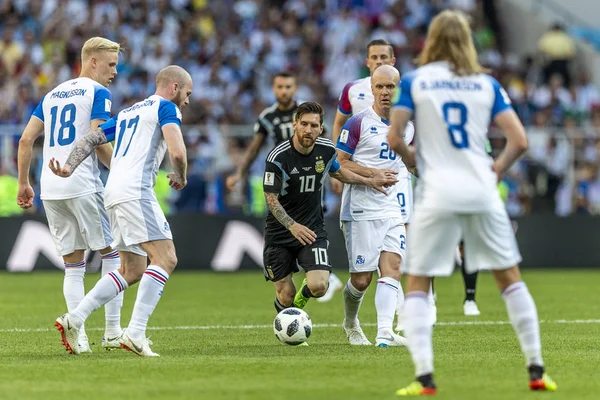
[43,193,113,256]
[405,205,522,277]
[107,198,173,257]
[341,218,406,273]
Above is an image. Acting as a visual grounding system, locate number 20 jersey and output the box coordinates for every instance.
[100,95,182,208]
[32,78,111,200]
[394,61,512,212]
[336,107,414,221]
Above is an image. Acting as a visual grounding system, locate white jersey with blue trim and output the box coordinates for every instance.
[394,61,511,212]
[32,77,111,200]
[336,107,414,221]
[101,94,182,208]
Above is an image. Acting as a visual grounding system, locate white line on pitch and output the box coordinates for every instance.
[2,319,600,333]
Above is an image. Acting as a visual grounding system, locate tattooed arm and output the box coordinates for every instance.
[264,192,316,245]
[264,192,295,229]
[49,127,108,177]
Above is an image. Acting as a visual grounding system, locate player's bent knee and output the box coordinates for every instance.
[309,282,328,298]
[350,273,372,292]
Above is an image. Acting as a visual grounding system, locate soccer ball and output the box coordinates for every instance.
[273,307,312,345]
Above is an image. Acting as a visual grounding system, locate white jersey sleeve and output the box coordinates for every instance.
[35,78,111,200]
[104,95,181,208]
[394,62,512,212]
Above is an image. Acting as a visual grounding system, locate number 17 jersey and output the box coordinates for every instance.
[32,77,111,200]
[101,95,182,208]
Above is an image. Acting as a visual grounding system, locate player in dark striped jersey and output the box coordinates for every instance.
[227,72,344,301]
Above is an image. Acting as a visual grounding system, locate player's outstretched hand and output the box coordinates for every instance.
[372,168,399,191]
[167,173,187,191]
[16,183,34,209]
[226,174,241,191]
[289,222,317,246]
[48,158,73,177]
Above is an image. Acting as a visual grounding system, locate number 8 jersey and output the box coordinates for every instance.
[394,61,512,212]
[32,78,111,200]
[100,95,182,208]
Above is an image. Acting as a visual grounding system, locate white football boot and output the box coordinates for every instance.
[463,300,481,316]
[102,330,124,350]
[120,331,159,357]
[55,314,80,355]
[375,330,408,347]
[342,319,372,345]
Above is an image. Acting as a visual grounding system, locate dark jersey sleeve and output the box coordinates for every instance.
[254,119,269,136]
[263,159,283,194]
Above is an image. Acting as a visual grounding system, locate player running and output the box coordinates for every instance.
[262,102,397,322]
[388,10,556,395]
[226,72,344,303]
[17,37,123,352]
[51,65,192,357]
[337,65,411,347]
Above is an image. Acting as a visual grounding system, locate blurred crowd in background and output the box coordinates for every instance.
[0,0,600,217]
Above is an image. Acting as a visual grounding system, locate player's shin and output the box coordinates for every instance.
[71,269,129,329]
[63,260,87,338]
[502,281,544,367]
[127,265,169,340]
[375,276,400,335]
[343,280,365,326]
[101,250,123,337]
[403,291,434,378]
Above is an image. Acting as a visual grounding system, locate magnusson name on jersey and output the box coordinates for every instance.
[49,89,88,99]
[122,99,156,114]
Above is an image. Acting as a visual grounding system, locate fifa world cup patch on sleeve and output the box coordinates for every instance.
[264,172,275,186]
[340,129,349,143]
[105,99,112,112]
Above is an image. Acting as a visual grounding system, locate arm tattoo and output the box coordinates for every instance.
[265,192,295,229]
[408,165,419,177]
[172,153,187,181]
[65,128,107,171]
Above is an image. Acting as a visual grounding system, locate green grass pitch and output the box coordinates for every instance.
[0,269,598,399]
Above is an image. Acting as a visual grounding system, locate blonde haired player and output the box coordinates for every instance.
[17,37,123,352]
[388,10,556,396]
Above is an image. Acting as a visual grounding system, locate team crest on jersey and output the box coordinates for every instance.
[265,265,275,279]
[356,255,365,265]
[315,156,325,173]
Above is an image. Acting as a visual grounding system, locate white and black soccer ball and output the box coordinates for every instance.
[273,307,312,345]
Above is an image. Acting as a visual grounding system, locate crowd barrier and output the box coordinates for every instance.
[0,215,598,271]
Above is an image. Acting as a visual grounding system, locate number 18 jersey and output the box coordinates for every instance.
[32,77,111,200]
[394,61,512,212]
[101,95,182,208]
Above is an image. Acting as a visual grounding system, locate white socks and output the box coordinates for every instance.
[71,270,128,330]
[64,261,87,339]
[101,250,123,337]
[404,291,434,377]
[395,281,405,320]
[343,280,365,327]
[127,265,169,340]
[375,276,400,335]
[502,281,544,367]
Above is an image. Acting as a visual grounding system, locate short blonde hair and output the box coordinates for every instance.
[81,37,120,61]
[418,10,486,76]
